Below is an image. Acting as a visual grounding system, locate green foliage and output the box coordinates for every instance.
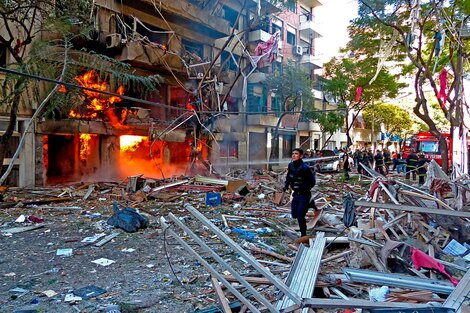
[428,100,450,131]
[1,0,161,117]
[305,103,345,135]
[322,56,404,107]
[362,103,413,138]
[265,60,314,111]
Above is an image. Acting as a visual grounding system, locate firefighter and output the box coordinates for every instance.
[356,149,364,174]
[374,150,386,176]
[406,149,419,181]
[384,149,392,171]
[342,149,351,180]
[417,152,429,185]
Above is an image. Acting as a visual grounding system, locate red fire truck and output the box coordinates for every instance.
[403,131,470,168]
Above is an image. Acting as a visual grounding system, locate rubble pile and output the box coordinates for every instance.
[1,164,470,313]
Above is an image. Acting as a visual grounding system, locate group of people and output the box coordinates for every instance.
[350,148,429,184]
[283,147,431,238]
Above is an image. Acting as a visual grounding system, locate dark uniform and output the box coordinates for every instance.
[356,150,364,174]
[384,150,392,170]
[342,151,350,180]
[374,150,386,176]
[406,151,419,180]
[417,153,429,185]
[284,159,316,237]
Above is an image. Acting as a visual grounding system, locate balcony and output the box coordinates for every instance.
[215,36,244,56]
[299,0,323,8]
[247,72,267,83]
[248,29,272,43]
[300,54,322,70]
[299,20,322,39]
[247,114,279,127]
[248,30,283,51]
[298,121,321,132]
[118,41,184,70]
[312,88,323,100]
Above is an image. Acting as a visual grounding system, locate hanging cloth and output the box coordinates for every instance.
[355,86,362,102]
[437,69,447,109]
[433,30,445,73]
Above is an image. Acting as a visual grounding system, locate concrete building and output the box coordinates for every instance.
[0,0,344,186]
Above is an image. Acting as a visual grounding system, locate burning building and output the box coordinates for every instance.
[1,0,326,187]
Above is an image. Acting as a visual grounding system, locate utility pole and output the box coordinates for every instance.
[453,21,469,175]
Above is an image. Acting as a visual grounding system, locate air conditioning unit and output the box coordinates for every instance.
[105,33,122,48]
[293,45,303,56]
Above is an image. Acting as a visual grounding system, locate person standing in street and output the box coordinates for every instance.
[384,149,392,171]
[374,150,386,176]
[406,149,419,181]
[342,149,351,180]
[417,152,429,185]
[283,148,316,237]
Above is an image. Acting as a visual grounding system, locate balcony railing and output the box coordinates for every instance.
[300,54,322,70]
[299,0,323,8]
[299,20,322,39]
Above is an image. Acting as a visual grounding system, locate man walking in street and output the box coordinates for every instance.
[283,148,316,237]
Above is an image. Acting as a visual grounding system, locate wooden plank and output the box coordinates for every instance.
[428,244,437,279]
[247,243,294,262]
[398,189,454,211]
[83,184,95,200]
[355,200,470,218]
[221,275,273,285]
[211,276,232,313]
[1,224,44,234]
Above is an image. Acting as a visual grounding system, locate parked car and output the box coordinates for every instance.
[314,150,341,173]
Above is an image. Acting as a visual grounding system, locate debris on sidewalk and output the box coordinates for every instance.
[0,165,469,312]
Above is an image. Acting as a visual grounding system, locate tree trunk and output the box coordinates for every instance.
[0,80,23,186]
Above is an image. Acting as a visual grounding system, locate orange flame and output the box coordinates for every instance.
[120,135,147,152]
[69,70,125,119]
[79,134,94,161]
[58,85,67,93]
[186,101,196,111]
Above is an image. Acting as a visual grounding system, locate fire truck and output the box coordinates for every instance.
[403,131,470,168]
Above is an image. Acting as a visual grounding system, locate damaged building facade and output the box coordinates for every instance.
[1,0,332,187]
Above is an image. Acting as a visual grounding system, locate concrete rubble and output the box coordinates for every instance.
[0,165,470,313]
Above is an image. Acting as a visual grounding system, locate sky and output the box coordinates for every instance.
[315,0,359,63]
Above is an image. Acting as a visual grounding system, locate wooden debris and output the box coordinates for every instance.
[1,224,45,234]
[211,276,232,313]
[246,243,294,263]
[94,232,119,247]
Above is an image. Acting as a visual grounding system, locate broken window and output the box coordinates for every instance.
[286,30,296,46]
[0,43,6,67]
[247,84,267,113]
[282,134,295,158]
[272,19,283,39]
[221,51,239,71]
[219,141,238,158]
[287,1,297,13]
[182,39,204,60]
[223,5,239,29]
[132,18,168,45]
